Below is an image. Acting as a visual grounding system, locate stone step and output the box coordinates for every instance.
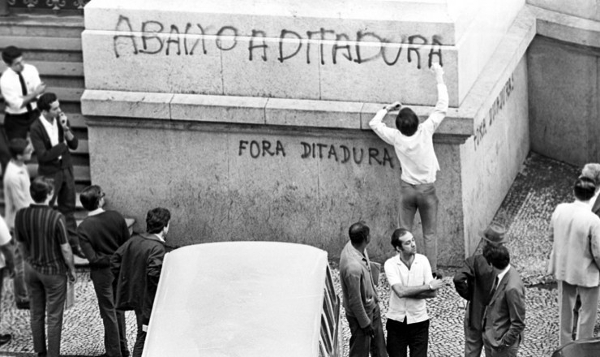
[0,15,83,38]
[30,61,84,77]
[46,86,84,103]
[0,35,82,52]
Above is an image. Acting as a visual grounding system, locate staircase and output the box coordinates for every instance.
[0,13,88,216]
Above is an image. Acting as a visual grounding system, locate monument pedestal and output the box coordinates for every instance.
[82,0,532,263]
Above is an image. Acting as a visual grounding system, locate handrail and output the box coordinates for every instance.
[5,0,91,14]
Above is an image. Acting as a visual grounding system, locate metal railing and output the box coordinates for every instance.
[7,0,91,13]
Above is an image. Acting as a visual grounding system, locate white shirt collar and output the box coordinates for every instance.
[496,264,511,286]
[88,208,105,216]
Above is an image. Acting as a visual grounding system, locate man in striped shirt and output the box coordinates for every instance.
[14,176,76,357]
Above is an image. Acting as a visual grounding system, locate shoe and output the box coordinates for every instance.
[16,300,30,310]
[0,333,12,346]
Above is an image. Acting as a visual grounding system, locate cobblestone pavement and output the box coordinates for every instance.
[0,153,591,356]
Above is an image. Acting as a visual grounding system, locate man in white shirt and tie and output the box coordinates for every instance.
[369,63,448,275]
[1,46,46,140]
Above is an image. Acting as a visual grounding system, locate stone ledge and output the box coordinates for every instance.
[530,4,600,49]
[81,90,172,119]
[81,88,473,138]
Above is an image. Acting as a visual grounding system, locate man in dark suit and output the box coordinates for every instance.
[339,222,387,357]
[482,244,525,357]
[29,92,81,256]
[453,222,507,357]
[111,207,171,357]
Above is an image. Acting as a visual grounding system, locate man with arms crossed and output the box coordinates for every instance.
[3,138,34,309]
[482,244,525,357]
[339,221,387,357]
[384,228,444,357]
[111,207,171,357]
[0,46,46,140]
[369,63,448,274]
[14,176,76,357]
[453,223,507,357]
[548,177,600,345]
[78,186,130,357]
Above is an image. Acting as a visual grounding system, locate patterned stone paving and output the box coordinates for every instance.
[0,153,593,356]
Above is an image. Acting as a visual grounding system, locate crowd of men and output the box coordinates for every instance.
[0,38,598,357]
[0,46,173,357]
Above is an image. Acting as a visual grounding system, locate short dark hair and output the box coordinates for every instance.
[8,138,29,159]
[396,108,419,136]
[348,222,369,246]
[574,177,596,201]
[38,92,58,112]
[79,185,103,211]
[483,244,510,270]
[30,176,54,204]
[391,228,411,250]
[146,207,171,234]
[2,46,22,66]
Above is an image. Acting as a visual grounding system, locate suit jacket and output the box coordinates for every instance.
[111,233,166,323]
[30,115,78,176]
[339,241,379,328]
[482,266,526,350]
[453,254,496,330]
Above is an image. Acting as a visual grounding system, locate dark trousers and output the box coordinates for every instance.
[399,181,439,272]
[49,166,78,251]
[346,305,387,357]
[10,238,29,303]
[90,268,129,357]
[133,307,147,357]
[386,318,429,357]
[484,339,519,357]
[25,263,67,357]
[0,267,4,324]
[4,111,37,140]
[464,316,484,357]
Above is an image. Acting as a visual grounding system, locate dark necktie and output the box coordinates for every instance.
[489,276,499,300]
[18,72,33,113]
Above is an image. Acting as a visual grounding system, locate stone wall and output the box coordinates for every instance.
[87,119,464,263]
[528,36,600,167]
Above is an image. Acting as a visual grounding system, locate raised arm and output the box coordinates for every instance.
[426,63,449,131]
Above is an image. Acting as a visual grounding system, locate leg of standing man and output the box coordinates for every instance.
[575,285,600,341]
[558,281,578,346]
[399,182,418,235]
[50,168,79,254]
[91,268,125,357]
[25,263,48,356]
[416,183,439,273]
[43,272,67,357]
[133,308,147,357]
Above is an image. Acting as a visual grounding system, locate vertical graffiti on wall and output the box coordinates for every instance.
[473,75,515,150]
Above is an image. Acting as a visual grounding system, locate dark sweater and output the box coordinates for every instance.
[78,210,130,269]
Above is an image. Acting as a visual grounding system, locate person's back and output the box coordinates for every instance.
[551,201,600,286]
[79,210,129,268]
[112,233,165,314]
[17,204,67,274]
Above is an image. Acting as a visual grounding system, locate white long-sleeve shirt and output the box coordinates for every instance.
[0,64,41,114]
[369,83,448,184]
